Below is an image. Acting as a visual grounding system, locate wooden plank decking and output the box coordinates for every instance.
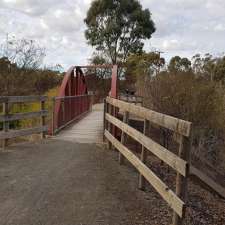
[54,103,104,143]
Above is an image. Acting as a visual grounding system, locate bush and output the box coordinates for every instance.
[137,71,225,171]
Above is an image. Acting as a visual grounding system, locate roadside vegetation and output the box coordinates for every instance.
[0,37,62,134]
[84,0,225,178]
[126,52,225,177]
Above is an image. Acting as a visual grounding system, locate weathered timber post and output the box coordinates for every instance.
[103,98,106,142]
[172,133,192,225]
[119,111,129,164]
[111,104,117,151]
[106,102,112,149]
[138,119,150,190]
[110,105,116,150]
[2,100,9,149]
[41,99,46,139]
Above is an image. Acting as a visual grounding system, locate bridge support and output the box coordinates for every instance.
[52,64,118,135]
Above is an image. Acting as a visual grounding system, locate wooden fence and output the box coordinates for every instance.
[104,96,192,225]
[0,96,48,149]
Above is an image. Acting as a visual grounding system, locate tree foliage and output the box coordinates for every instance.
[126,52,225,171]
[84,0,155,64]
[0,37,62,96]
[168,56,192,73]
[85,53,112,102]
[126,52,165,90]
[192,53,225,83]
[126,52,165,78]
[1,38,45,70]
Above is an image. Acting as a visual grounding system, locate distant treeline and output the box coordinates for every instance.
[0,38,63,133]
[0,57,63,96]
[125,52,225,175]
[0,38,63,96]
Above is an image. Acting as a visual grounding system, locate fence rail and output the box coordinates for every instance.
[52,94,93,134]
[0,95,47,103]
[104,96,192,225]
[0,96,48,149]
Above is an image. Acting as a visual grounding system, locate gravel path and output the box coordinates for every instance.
[0,139,224,225]
[0,139,166,225]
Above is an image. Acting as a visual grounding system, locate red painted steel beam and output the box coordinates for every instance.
[79,64,114,69]
[52,66,88,133]
[110,65,118,99]
[51,64,120,135]
[109,65,119,137]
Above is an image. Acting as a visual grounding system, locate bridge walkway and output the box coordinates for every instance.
[54,103,104,143]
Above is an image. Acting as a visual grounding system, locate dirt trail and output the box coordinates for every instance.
[0,139,224,225]
[0,139,165,225]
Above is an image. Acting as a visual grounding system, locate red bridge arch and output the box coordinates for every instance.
[52,64,118,134]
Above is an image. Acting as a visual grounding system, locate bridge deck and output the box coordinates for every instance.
[0,139,163,225]
[54,103,104,143]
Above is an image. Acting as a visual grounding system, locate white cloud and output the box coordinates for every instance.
[0,0,224,69]
[40,19,48,30]
[3,0,17,3]
[214,24,225,31]
[162,39,179,51]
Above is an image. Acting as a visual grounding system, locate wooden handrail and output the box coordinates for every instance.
[0,110,48,122]
[106,96,192,137]
[0,126,48,139]
[0,96,47,103]
[105,113,188,176]
[104,96,192,225]
[0,96,48,149]
[105,130,185,217]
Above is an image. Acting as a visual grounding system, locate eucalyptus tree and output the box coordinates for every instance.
[84,0,155,64]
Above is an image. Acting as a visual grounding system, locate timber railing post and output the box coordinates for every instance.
[103,98,106,142]
[112,104,117,150]
[107,102,112,149]
[41,99,46,139]
[0,96,48,147]
[138,119,150,190]
[2,99,9,149]
[119,111,129,164]
[104,96,192,222]
[110,104,114,134]
[172,133,192,225]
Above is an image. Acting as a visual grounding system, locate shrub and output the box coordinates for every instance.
[137,71,225,170]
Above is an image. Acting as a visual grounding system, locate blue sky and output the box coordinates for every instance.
[0,0,225,70]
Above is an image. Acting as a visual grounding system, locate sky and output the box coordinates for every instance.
[0,0,225,70]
